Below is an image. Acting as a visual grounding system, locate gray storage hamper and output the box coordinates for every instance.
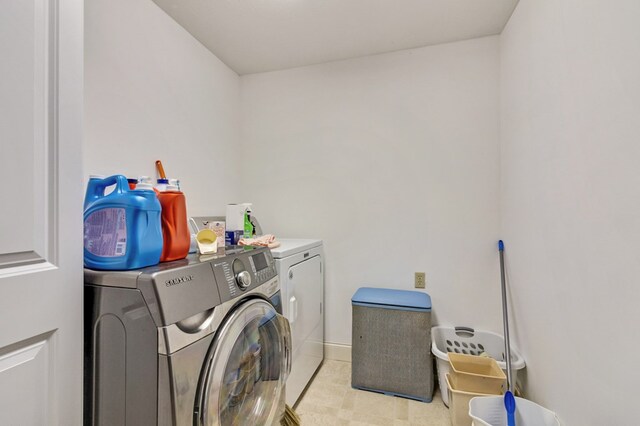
[351,287,433,402]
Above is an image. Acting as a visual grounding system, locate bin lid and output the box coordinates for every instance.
[352,287,431,312]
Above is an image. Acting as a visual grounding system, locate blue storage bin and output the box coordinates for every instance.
[351,287,434,402]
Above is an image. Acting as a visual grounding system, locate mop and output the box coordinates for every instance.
[280,404,301,426]
[499,240,516,426]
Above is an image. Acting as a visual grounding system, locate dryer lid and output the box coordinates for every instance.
[270,239,322,259]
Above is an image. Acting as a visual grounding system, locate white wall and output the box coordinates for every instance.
[500,1,640,423]
[84,0,240,216]
[240,37,503,345]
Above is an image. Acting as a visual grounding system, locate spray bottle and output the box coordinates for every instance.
[243,204,254,239]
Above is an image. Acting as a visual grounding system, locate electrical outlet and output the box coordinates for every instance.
[415,272,426,289]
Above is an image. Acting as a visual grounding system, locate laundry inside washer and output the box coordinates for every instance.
[83,246,291,426]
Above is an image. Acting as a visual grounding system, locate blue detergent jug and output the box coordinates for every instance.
[83,174,163,270]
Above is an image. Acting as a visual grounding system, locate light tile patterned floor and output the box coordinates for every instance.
[295,360,450,425]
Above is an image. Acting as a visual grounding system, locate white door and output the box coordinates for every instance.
[288,256,323,356]
[285,255,323,405]
[0,1,83,425]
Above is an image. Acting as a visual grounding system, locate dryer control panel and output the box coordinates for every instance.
[212,247,277,303]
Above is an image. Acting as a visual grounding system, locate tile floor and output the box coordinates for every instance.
[294,360,450,425]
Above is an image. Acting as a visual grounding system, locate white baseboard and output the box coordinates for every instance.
[324,342,352,362]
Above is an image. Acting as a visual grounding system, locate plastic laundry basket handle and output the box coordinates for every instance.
[454,327,475,337]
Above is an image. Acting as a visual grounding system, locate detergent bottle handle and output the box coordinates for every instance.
[86,175,129,202]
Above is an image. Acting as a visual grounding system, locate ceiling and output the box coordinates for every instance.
[152,0,519,75]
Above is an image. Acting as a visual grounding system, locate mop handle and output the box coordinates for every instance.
[499,240,514,393]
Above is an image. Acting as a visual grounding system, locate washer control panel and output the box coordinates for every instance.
[212,247,277,302]
[248,251,277,284]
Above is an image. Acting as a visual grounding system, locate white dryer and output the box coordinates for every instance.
[271,239,324,406]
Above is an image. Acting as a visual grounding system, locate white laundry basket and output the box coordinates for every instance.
[431,326,525,406]
[469,396,561,426]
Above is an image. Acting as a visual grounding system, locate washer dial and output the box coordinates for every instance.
[232,259,252,289]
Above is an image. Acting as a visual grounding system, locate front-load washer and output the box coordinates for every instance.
[84,246,291,426]
[271,239,324,406]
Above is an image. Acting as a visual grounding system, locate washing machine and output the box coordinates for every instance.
[271,239,324,406]
[84,246,291,426]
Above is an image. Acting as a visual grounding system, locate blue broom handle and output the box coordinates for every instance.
[499,240,514,393]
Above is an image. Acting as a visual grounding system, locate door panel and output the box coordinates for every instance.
[288,256,323,356]
[0,0,57,266]
[0,332,54,424]
[0,0,83,424]
[285,256,323,405]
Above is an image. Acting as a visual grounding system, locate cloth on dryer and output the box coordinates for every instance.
[239,234,281,248]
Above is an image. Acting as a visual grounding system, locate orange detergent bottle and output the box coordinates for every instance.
[156,180,190,262]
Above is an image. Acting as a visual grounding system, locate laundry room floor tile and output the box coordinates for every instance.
[295,360,450,426]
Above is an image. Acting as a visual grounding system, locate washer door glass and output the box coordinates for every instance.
[197,299,291,426]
